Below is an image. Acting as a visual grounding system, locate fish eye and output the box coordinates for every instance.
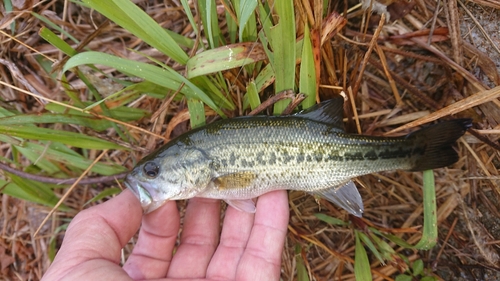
[143,162,159,178]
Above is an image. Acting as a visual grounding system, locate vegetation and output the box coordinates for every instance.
[0,0,499,280]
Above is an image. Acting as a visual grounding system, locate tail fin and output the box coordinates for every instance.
[408,119,472,171]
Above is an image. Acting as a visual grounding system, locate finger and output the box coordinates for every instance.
[205,201,255,279]
[123,200,180,280]
[42,190,143,280]
[166,198,220,279]
[236,190,289,281]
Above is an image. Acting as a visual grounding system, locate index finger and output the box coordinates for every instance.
[123,200,180,280]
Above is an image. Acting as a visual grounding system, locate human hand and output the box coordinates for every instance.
[42,189,289,281]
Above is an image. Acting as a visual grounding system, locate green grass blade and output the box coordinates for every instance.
[39,27,77,56]
[354,230,373,281]
[1,176,70,211]
[0,135,21,147]
[299,24,317,109]
[82,0,188,64]
[179,0,199,35]
[295,244,310,281]
[189,76,234,111]
[225,9,237,44]
[396,274,413,281]
[165,29,195,49]
[187,98,206,128]
[15,150,61,175]
[257,1,274,41]
[0,113,112,132]
[0,106,16,117]
[369,231,396,261]
[84,187,122,206]
[412,259,424,276]
[186,43,266,79]
[31,12,79,43]
[414,170,438,249]
[15,142,127,176]
[314,213,349,226]
[0,125,125,150]
[257,7,274,63]
[4,0,15,33]
[254,64,275,92]
[245,81,261,110]
[358,231,385,265]
[198,0,222,49]
[63,51,225,116]
[170,74,227,117]
[379,232,415,249]
[45,102,149,122]
[59,74,86,107]
[35,54,57,80]
[132,49,234,111]
[236,0,258,42]
[270,0,296,114]
[75,68,129,141]
[49,223,69,261]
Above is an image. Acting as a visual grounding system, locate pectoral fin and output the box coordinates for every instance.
[225,199,257,213]
[209,172,258,213]
[210,171,258,190]
[312,180,364,217]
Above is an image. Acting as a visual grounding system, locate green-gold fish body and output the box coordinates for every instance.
[125,97,471,216]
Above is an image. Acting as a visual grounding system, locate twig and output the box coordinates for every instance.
[34,151,111,237]
[433,214,458,270]
[410,38,488,93]
[0,162,128,185]
[444,0,462,65]
[282,93,306,115]
[0,80,168,141]
[247,90,297,116]
[374,44,402,106]
[347,87,362,134]
[367,58,441,110]
[352,13,386,98]
[467,128,500,152]
[427,0,441,45]
[385,85,500,134]
[457,0,500,56]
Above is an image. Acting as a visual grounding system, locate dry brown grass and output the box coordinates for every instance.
[0,0,499,280]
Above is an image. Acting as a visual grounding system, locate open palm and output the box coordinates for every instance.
[42,189,289,281]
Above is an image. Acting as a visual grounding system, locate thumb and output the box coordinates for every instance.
[42,189,143,280]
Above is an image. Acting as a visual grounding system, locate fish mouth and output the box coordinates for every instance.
[124,175,154,213]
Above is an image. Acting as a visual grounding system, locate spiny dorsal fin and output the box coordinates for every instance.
[296,96,345,130]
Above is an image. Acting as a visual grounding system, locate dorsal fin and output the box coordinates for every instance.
[296,96,345,130]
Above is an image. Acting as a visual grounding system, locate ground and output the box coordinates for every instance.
[0,0,499,280]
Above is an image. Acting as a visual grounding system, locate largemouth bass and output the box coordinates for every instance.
[125,97,471,216]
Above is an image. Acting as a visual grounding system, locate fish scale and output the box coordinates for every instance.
[196,118,414,198]
[125,97,472,216]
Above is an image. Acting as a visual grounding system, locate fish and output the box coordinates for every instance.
[124,96,471,216]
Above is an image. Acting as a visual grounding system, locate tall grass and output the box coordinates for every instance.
[0,0,445,279]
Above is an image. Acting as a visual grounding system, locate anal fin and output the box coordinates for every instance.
[312,180,364,217]
[225,199,257,213]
